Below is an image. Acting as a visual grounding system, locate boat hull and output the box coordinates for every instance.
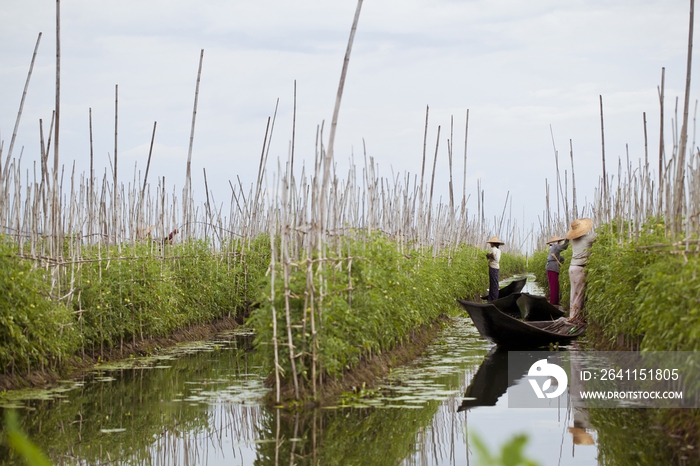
[457,298,585,348]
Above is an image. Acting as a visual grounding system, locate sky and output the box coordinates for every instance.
[0,0,697,237]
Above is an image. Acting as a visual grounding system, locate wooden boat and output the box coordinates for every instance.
[489,293,522,318]
[480,276,527,300]
[516,293,565,321]
[458,347,542,411]
[489,292,565,321]
[457,298,586,348]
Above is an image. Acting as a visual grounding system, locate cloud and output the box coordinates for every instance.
[1,0,697,240]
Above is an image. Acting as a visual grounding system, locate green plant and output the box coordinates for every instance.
[3,410,52,466]
[470,431,540,466]
[0,237,78,374]
[250,233,527,395]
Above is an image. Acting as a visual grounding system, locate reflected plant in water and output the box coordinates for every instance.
[589,407,699,465]
[470,431,540,466]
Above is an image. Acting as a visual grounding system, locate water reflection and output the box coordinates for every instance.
[458,347,542,411]
[0,311,692,465]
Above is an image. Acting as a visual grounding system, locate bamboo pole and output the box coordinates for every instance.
[599,95,608,221]
[113,85,119,245]
[462,109,469,210]
[674,0,695,234]
[448,115,454,212]
[569,139,578,219]
[326,0,364,170]
[53,0,61,256]
[658,67,666,216]
[427,125,441,235]
[4,32,42,180]
[184,49,205,239]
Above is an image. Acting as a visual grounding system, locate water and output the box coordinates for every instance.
[0,275,689,465]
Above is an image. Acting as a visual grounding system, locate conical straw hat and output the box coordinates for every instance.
[566,218,593,240]
[568,427,595,445]
[546,235,565,244]
[486,235,504,245]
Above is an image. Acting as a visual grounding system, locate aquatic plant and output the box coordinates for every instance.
[0,332,263,465]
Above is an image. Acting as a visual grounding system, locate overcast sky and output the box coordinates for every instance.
[0,0,697,236]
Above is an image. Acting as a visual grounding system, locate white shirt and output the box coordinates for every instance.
[488,246,501,269]
[570,231,596,267]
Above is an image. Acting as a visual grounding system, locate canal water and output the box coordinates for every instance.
[0,275,689,465]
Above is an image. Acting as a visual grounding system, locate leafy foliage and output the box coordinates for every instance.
[584,220,700,350]
[0,234,270,376]
[0,238,78,375]
[72,238,269,354]
[2,410,51,466]
[589,407,700,465]
[470,431,540,466]
[250,233,526,389]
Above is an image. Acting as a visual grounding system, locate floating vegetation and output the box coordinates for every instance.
[331,317,487,410]
[99,428,127,434]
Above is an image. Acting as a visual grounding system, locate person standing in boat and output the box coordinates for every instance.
[566,218,596,322]
[545,235,569,306]
[485,236,504,302]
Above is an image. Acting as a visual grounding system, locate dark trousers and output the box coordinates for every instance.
[488,267,500,302]
[547,270,560,305]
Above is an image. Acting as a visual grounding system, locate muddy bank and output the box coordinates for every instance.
[0,316,241,392]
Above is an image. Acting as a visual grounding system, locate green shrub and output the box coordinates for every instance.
[73,238,269,355]
[250,234,526,389]
[0,234,270,376]
[0,238,78,374]
[581,219,700,350]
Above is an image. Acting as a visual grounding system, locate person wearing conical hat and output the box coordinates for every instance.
[545,235,569,306]
[485,236,504,302]
[566,218,596,322]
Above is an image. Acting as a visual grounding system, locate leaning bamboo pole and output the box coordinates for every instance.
[4,32,42,182]
[183,49,204,240]
[674,0,695,235]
